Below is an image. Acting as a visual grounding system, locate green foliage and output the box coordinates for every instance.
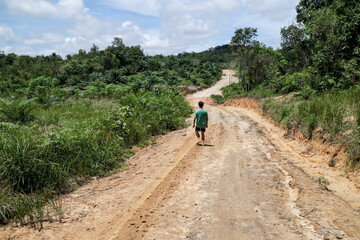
[280,0,360,90]
[0,97,37,124]
[262,88,360,165]
[227,1,359,95]
[316,176,330,190]
[296,85,316,100]
[280,23,312,72]
[0,36,226,226]
[0,188,46,226]
[270,68,312,94]
[346,128,360,168]
[26,76,61,105]
[222,83,245,99]
[210,94,225,104]
[230,27,258,91]
[214,83,277,103]
[230,28,286,92]
[0,86,192,225]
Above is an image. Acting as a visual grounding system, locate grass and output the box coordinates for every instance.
[0,88,192,226]
[261,88,360,168]
[256,128,263,134]
[211,83,278,104]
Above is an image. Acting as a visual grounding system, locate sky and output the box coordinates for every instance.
[0,0,300,57]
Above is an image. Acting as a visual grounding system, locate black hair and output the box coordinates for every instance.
[198,101,204,108]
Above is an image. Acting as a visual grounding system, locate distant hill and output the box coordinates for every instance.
[177,44,233,67]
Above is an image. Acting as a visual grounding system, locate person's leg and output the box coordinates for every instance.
[201,131,205,146]
[195,129,201,143]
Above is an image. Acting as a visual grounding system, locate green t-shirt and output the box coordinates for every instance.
[194,109,208,128]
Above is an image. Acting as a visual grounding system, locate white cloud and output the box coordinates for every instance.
[66,15,112,38]
[98,0,245,54]
[2,0,300,56]
[24,39,45,45]
[24,33,65,46]
[102,0,159,16]
[246,0,299,22]
[5,0,89,21]
[2,45,38,56]
[0,24,17,42]
[159,0,243,14]
[42,33,65,44]
[151,0,245,53]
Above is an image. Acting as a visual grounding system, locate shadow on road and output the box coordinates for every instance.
[196,144,215,147]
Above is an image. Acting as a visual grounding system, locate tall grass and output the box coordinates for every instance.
[262,88,360,167]
[211,83,278,103]
[0,87,192,225]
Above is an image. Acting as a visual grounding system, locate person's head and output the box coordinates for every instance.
[198,101,204,108]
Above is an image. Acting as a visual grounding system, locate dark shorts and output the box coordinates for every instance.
[195,127,206,132]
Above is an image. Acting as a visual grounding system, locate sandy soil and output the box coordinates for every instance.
[1,70,359,240]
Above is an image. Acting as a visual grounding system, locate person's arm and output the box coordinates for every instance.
[206,116,208,128]
[193,117,196,128]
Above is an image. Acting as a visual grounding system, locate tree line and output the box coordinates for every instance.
[0,37,224,99]
[230,0,359,94]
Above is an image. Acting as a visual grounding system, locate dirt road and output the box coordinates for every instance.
[2,70,360,240]
[189,69,238,98]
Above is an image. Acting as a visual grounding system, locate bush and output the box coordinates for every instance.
[211,94,225,104]
[117,88,192,137]
[270,69,312,94]
[261,88,360,166]
[0,97,37,124]
[27,77,60,105]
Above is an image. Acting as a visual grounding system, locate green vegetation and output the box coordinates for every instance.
[262,88,360,167]
[0,38,223,226]
[213,0,360,168]
[227,0,360,94]
[0,38,222,98]
[0,89,192,225]
[179,45,233,69]
[316,176,330,190]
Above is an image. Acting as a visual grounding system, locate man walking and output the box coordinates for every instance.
[193,101,208,146]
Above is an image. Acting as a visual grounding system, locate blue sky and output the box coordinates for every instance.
[0,0,299,57]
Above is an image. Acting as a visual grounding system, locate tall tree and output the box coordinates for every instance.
[280,23,313,72]
[230,27,258,91]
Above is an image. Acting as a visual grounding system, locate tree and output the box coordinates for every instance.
[296,0,332,24]
[230,27,258,91]
[280,24,313,72]
[112,37,125,48]
[90,44,99,53]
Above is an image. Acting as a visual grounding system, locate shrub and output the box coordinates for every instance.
[0,97,37,124]
[261,88,360,166]
[211,94,225,104]
[27,76,60,105]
